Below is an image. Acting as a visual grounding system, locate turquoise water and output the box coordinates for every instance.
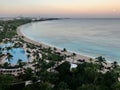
[0,43,28,64]
[21,19,120,62]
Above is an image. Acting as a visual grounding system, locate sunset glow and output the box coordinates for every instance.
[0,0,120,17]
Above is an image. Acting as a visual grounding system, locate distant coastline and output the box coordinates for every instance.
[17,19,117,68]
[17,20,93,63]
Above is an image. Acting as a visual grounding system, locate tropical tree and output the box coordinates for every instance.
[55,61,71,74]
[6,46,12,51]
[71,53,76,63]
[6,52,13,65]
[23,68,33,80]
[89,58,93,63]
[63,48,67,53]
[63,48,67,60]
[53,47,57,52]
[39,82,53,90]
[95,56,107,70]
[47,47,52,53]
[17,59,25,68]
[27,54,30,63]
[56,82,69,90]
[3,62,9,68]
[111,61,119,69]
[0,74,16,90]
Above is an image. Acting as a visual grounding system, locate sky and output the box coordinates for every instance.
[0,0,120,18]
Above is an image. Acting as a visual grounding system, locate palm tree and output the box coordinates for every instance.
[6,52,13,65]
[89,58,93,63]
[3,62,9,68]
[63,48,67,60]
[71,53,76,63]
[21,36,24,39]
[53,47,57,52]
[95,56,107,70]
[17,59,23,68]
[27,54,31,63]
[48,47,52,53]
[111,61,118,69]
[6,46,12,51]
[63,48,67,54]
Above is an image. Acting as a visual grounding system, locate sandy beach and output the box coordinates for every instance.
[17,25,93,63]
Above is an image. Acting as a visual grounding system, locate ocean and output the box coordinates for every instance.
[21,18,120,63]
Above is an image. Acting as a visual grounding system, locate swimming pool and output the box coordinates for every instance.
[0,43,28,65]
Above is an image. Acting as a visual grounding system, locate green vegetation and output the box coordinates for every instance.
[0,19,31,42]
[0,74,16,90]
[0,19,120,90]
[22,61,120,90]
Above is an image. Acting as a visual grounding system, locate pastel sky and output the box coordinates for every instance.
[0,0,120,17]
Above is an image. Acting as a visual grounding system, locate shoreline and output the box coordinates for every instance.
[16,21,113,68]
[17,24,93,63]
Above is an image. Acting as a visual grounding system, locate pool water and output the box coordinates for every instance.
[0,43,28,65]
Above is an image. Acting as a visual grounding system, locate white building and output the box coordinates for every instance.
[0,26,3,31]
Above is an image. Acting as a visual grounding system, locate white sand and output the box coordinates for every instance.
[17,26,93,62]
[17,24,112,68]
